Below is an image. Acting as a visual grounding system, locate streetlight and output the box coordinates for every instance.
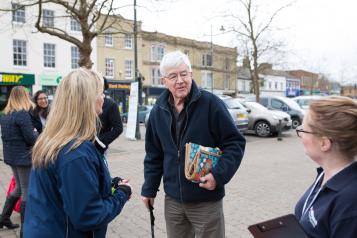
[210,25,225,93]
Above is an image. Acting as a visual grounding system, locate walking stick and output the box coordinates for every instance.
[148,202,155,238]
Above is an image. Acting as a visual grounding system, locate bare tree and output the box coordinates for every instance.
[1,0,127,69]
[231,0,294,101]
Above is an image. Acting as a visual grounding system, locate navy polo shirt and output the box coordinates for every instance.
[295,162,357,238]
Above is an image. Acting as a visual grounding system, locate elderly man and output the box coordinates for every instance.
[141,50,246,238]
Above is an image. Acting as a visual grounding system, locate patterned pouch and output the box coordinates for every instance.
[184,142,222,183]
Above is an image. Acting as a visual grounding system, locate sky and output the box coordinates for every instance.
[116,0,357,84]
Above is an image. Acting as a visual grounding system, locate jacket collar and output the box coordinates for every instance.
[321,162,357,192]
[156,80,201,110]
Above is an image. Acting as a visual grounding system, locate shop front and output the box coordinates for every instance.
[143,85,166,105]
[0,72,35,111]
[107,80,133,113]
[38,74,62,97]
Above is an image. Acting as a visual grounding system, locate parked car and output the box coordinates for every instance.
[241,101,292,137]
[219,96,249,133]
[246,95,304,129]
[291,95,322,110]
[121,105,153,123]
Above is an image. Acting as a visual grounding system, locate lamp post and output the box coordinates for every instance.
[210,25,225,94]
[134,0,141,140]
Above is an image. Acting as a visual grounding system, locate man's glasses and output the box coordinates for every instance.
[295,125,317,138]
[165,71,190,82]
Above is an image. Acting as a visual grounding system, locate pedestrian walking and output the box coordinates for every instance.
[141,50,246,238]
[0,86,38,236]
[24,68,132,238]
[295,96,357,237]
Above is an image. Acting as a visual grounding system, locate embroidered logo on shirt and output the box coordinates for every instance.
[308,206,318,227]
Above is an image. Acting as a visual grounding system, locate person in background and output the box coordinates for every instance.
[141,51,246,238]
[95,78,123,154]
[31,90,49,134]
[24,68,132,238]
[0,86,38,235]
[295,96,357,237]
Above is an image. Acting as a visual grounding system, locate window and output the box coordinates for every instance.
[260,98,269,107]
[124,34,132,49]
[104,33,113,47]
[281,82,284,90]
[151,68,161,85]
[269,81,272,89]
[275,82,278,89]
[105,58,114,78]
[70,17,81,31]
[202,54,212,67]
[271,99,284,109]
[71,46,79,69]
[184,49,189,56]
[13,40,27,66]
[12,4,25,23]
[151,44,165,62]
[42,9,54,27]
[201,71,213,89]
[124,60,133,79]
[44,43,56,68]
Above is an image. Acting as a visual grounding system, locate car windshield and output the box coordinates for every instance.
[278,97,301,110]
[224,98,245,109]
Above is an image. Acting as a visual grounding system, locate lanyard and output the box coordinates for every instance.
[301,172,324,217]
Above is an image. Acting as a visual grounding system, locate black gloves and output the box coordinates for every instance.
[111,177,132,198]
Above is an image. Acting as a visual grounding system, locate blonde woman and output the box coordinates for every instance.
[295,96,357,237]
[24,68,132,238]
[0,86,38,231]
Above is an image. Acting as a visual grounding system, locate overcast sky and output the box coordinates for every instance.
[117,0,357,84]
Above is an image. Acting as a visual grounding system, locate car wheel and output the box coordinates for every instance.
[122,116,127,123]
[254,121,271,137]
[291,117,300,129]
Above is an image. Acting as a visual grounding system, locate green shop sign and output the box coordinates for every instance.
[0,72,35,85]
[39,74,62,86]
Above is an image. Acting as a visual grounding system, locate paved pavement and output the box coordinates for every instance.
[0,126,316,238]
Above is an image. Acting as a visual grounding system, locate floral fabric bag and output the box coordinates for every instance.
[184,142,222,183]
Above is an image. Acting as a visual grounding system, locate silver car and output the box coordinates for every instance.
[241,101,292,137]
[219,97,249,133]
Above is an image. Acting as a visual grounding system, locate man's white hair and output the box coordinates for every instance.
[160,50,192,77]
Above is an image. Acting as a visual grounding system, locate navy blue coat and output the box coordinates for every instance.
[24,140,129,238]
[141,81,246,203]
[0,110,38,166]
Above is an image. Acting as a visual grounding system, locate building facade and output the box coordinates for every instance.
[96,16,238,108]
[0,1,97,109]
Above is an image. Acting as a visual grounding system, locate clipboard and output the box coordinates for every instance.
[248,214,308,238]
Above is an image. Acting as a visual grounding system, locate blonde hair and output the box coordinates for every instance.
[32,68,104,168]
[4,86,34,114]
[309,96,357,159]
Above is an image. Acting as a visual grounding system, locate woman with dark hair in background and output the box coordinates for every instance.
[31,90,49,134]
[0,86,38,234]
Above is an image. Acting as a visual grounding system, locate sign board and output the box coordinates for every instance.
[125,82,139,140]
[39,74,62,86]
[0,72,35,85]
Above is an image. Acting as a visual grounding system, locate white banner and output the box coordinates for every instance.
[125,82,139,140]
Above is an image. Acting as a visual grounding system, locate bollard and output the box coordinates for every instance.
[277,119,283,141]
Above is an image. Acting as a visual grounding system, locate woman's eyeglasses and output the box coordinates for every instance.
[295,126,317,138]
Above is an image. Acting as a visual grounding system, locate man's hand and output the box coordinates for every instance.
[199,173,217,190]
[142,196,155,210]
